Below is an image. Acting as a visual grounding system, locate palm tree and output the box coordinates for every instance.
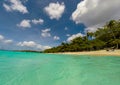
[107,20,118,49]
[87,32,94,40]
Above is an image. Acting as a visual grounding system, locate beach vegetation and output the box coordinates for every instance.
[44,20,120,53]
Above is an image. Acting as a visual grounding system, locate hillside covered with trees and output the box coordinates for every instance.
[44,20,120,53]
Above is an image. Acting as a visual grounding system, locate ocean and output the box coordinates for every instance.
[0,50,120,85]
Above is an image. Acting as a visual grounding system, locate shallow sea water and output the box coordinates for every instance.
[0,51,120,85]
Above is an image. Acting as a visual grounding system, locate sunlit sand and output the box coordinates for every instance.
[57,50,120,56]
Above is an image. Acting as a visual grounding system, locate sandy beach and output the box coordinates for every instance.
[57,50,120,56]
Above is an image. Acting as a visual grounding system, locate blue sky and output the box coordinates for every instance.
[0,0,120,50]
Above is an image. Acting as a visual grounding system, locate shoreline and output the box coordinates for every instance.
[54,50,120,56]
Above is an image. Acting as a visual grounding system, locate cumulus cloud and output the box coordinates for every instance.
[53,36,60,40]
[67,33,84,42]
[0,34,13,44]
[17,18,44,28]
[3,0,28,14]
[71,0,120,32]
[17,19,31,28]
[32,19,44,25]
[41,28,51,37]
[44,2,65,20]
[17,41,51,50]
[17,41,36,47]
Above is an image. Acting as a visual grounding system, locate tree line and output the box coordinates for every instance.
[44,20,120,53]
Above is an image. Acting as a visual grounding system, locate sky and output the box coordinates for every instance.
[0,0,120,51]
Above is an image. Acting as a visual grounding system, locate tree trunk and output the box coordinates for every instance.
[116,43,119,49]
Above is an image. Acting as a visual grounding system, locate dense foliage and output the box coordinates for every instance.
[44,20,120,53]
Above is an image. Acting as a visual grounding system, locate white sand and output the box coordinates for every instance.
[57,50,120,56]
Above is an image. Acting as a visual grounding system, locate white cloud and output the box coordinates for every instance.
[44,2,65,20]
[41,28,51,37]
[41,32,51,38]
[67,33,84,42]
[17,41,51,50]
[3,4,11,11]
[17,19,31,28]
[17,18,44,28]
[43,46,51,50]
[41,28,50,33]
[32,19,44,25]
[53,36,60,40]
[3,0,28,14]
[0,34,13,44]
[71,0,120,32]
[4,40,13,44]
[64,27,68,30]
[0,35,4,41]
[66,34,70,37]
[17,41,36,47]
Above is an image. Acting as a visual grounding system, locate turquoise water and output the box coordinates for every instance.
[0,51,120,85]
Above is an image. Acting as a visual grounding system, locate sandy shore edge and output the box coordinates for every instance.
[53,50,120,56]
